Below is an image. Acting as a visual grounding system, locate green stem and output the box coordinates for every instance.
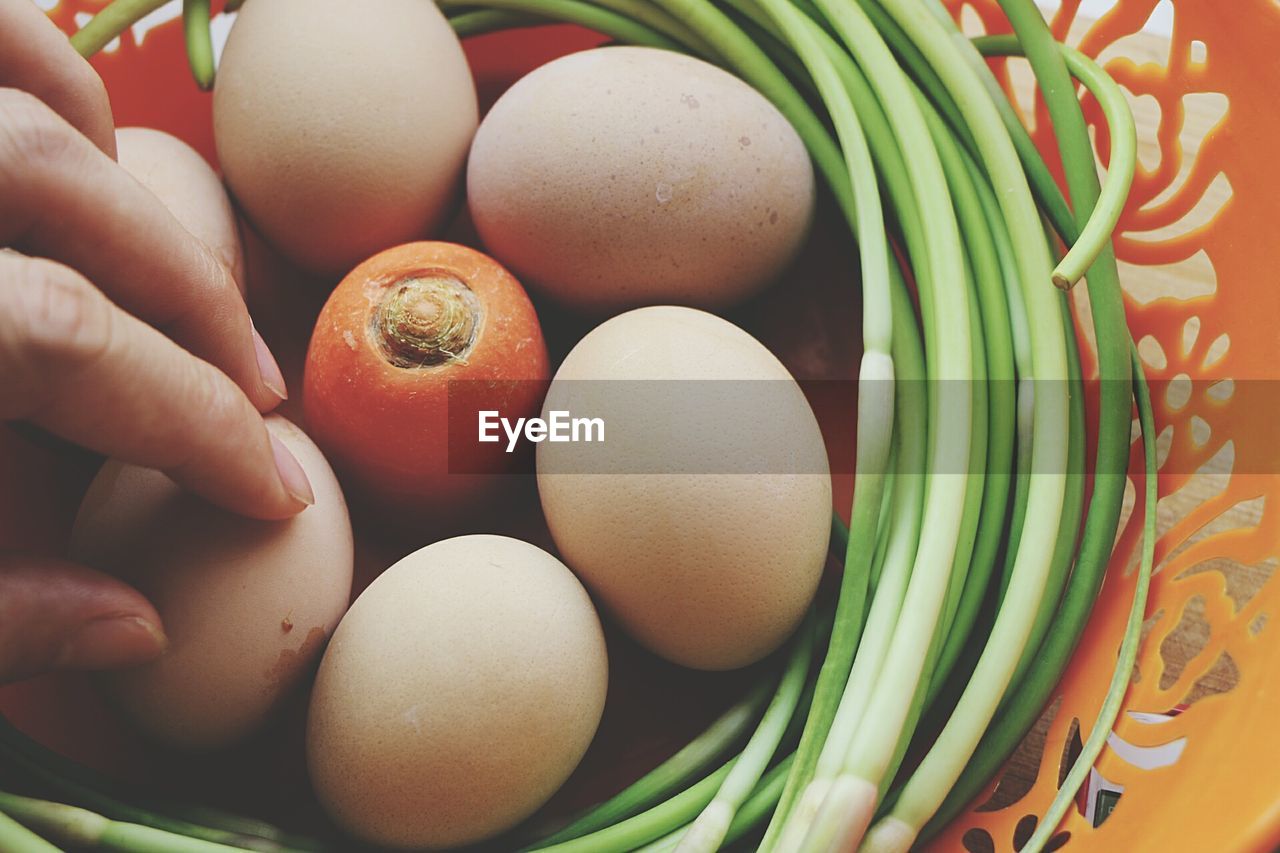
[1024,346,1156,853]
[918,98,1016,710]
[981,4,1142,850]
[530,676,773,845]
[0,809,59,853]
[991,0,1137,737]
[675,614,815,852]
[716,754,793,848]
[847,0,978,157]
[536,0,724,56]
[836,0,1068,845]
[445,0,688,49]
[919,11,1139,840]
[639,755,796,853]
[449,9,543,37]
[1002,261,1087,705]
[813,0,973,662]
[916,0,1079,242]
[974,36,1137,290]
[744,0,906,838]
[0,721,315,851]
[182,0,215,90]
[847,0,1060,792]
[530,762,733,852]
[0,792,250,853]
[718,5,973,851]
[640,5,922,850]
[69,0,171,56]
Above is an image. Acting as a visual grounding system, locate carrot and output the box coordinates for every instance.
[303,242,549,518]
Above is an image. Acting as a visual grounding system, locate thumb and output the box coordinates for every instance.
[0,554,167,684]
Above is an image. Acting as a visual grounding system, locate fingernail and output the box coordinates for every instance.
[271,433,315,507]
[55,615,167,671]
[252,326,288,401]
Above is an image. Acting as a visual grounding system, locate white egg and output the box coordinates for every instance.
[116,127,245,293]
[538,307,831,670]
[213,0,478,276]
[307,535,608,849]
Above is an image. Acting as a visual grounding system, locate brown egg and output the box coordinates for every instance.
[69,416,353,749]
[213,0,478,276]
[537,307,831,670]
[307,535,608,849]
[116,127,245,293]
[467,46,815,314]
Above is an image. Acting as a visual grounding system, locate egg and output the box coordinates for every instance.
[213,0,478,276]
[307,535,607,849]
[116,127,245,293]
[467,46,815,314]
[69,416,353,749]
[537,307,831,670]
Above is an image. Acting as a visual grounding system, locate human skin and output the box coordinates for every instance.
[0,0,312,683]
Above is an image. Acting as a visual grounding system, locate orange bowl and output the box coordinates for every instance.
[4,1,1280,850]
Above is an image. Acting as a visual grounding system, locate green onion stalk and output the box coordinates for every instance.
[0,808,60,853]
[919,94,1022,712]
[181,0,215,89]
[673,612,814,852]
[915,21,1145,847]
[527,619,822,853]
[0,717,315,851]
[1024,348,1155,853]
[69,0,170,55]
[986,21,1136,713]
[738,0,977,848]
[1,2,1156,851]
[859,0,1137,845]
[779,0,1069,847]
[527,672,777,845]
[0,793,252,853]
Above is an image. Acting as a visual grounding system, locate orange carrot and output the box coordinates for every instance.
[303,242,549,518]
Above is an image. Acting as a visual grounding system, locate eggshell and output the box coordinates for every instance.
[306,535,607,849]
[213,0,478,276]
[116,127,245,293]
[69,416,353,749]
[467,46,815,314]
[537,307,831,670]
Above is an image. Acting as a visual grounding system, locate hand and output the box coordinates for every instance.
[0,0,313,683]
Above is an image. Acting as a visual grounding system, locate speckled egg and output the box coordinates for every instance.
[467,46,815,314]
[70,416,353,749]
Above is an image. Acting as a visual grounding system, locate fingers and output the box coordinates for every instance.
[0,253,313,520]
[0,0,116,158]
[0,89,286,412]
[0,554,165,684]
